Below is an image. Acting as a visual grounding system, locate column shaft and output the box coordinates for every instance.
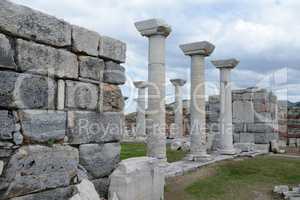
[136,88,146,137]
[147,34,166,159]
[190,55,207,156]
[174,85,183,138]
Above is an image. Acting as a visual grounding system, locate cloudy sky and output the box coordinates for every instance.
[11,0,300,113]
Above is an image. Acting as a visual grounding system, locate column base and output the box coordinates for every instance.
[219,148,236,155]
[185,153,213,162]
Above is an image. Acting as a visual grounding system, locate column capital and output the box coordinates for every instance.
[180,41,215,56]
[170,79,186,86]
[135,18,171,37]
[134,81,148,89]
[211,58,239,69]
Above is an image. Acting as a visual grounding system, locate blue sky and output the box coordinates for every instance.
[11,0,300,113]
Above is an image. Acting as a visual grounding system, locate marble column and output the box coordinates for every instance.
[170,79,186,138]
[135,19,171,160]
[211,59,239,155]
[134,81,148,137]
[180,41,215,161]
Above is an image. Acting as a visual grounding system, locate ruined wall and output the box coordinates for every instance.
[209,88,279,150]
[0,0,126,199]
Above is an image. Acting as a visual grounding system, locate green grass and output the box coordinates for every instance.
[185,157,300,200]
[120,142,187,163]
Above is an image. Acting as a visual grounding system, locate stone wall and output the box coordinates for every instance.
[0,1,126,199]
[209,87,279,150]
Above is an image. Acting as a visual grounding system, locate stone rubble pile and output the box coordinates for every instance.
[274,185,300,200]
[0,0,126,199]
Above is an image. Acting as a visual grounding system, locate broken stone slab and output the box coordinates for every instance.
[103,61,126,85]
[16,39,78,78]
[99,36,126,63]
[70,179,101,200]
[0,110,15,140]
[0,33,16,69]
[79,143,120,179]
[273,185,289,194]
[79,56,105,81]
[0,0,71,47]
[19,110,66,143]
[271,140,280,153]
[0,71,56,109]
[0,148,14,158]
[13,131,23,145]
[65,80,99,110]
[1,145,79,199]
[102,83,124,112]
[109,157,165,200]
[92,178,109,199]
[72,25,100,56]
[9,186,76,200]
[67,111,124,144]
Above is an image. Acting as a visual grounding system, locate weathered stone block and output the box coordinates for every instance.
[233,101,254,123]
[247,123,274,133]
[92,178,109,199]
[0,110,15,140]
[65,80,99,110]
[234,143,255,152]
[102,83,124,112]
[9,186,76,200]
[254,133,276,144]
[239,132,255,143]
[0,33,16,69]
[109,157,165,200]
[0,0,71,46]
[233,123,245,133]
[99,36,126,63]
[1,145,79,199]
[79,143,120,179]
[254,112,273,123]
[0,71,56,109]
[72,25,100,56]
[0,148,14,158]
[67,111,124,144]
[19,110,66,143]
[79,56,104,81]
[103,61,126,85]
[70,179,101,200]
[16,39,78,78]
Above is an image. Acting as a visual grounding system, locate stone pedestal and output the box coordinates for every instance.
[212,59,239,155]
[134,81,148,137]
[180,41,215,161]
[170,79,186,138]
[135,19,171,160]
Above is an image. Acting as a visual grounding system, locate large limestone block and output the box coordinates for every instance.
[109,157,165,200]
[0,0,71,46]
[99,36,126,63]
[9,186,76,200]
[67,111,124,144]
[254,132,277,144]
[0,71,56,109]
[65,80,99,110]
[16,39,78,78]
[239,132,255,143]
[70,179,101,200]
[233,101,254,123]
[247,123,274,133]
[1,145,79,199]
[19,110,66,143]
[79,143,120,179]
[102,83,124,112]
[103,61,126,85]
[0,33,16,69]
[0,110,15,140]
[72,25,100,56]
[79,56,105,81]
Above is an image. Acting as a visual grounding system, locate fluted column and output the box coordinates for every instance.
[211,59,239,155]
[170,79,186,138]
[134,81,148,137]
[180,41,215,161]
[135,19,171,160]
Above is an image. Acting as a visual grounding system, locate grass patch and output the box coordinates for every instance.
[185,157,300,200]
[120,142,187,162]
